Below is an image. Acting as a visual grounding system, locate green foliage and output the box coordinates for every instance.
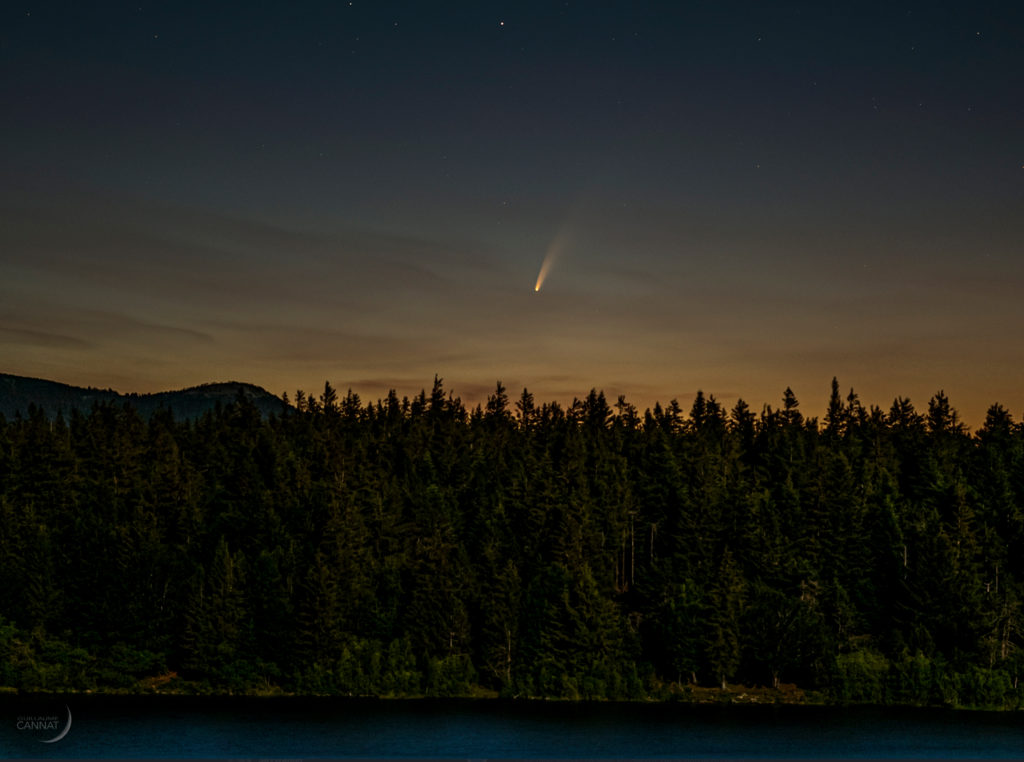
[381,637,422,695]
[0,616,17,687]
[96,643,167,688]
[953,665,1014,708]
[426,653,475,696]
[888,651,943,705]
[0,380,1022,704]
[834,649,890,704]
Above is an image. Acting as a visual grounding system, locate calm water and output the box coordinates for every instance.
[2,695,1022,759]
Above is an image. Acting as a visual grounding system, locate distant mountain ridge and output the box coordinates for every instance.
[0,373,288,420]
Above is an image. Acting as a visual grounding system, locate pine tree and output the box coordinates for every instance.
[705,548,745,689]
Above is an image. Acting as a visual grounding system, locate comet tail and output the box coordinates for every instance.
[533,227,571,292]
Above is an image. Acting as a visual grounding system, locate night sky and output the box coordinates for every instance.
[3,1,1023,425]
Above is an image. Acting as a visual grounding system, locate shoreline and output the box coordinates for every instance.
[3,682,1019,711]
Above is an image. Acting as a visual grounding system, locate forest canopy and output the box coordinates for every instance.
[1,378,1022,708]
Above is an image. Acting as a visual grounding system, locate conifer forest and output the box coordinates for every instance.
[1,379,1022,708]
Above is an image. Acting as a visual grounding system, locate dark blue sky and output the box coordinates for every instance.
[3,1,1023,423]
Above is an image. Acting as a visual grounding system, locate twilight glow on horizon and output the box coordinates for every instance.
[2,1,1023,426]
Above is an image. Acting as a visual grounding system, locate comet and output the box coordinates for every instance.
[534,226,571,292]
[533,257,552,292]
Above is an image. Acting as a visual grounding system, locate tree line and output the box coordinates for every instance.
[0,378,1022,707]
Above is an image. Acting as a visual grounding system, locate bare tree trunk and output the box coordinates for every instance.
[630,517,635,586]
[505,626,513,685]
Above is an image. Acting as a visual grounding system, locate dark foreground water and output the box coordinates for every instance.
[1,695,1022,759]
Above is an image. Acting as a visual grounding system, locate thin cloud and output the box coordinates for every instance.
[0,326,92,349]
[79,310,215,343]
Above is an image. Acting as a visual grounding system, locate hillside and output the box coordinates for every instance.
[0,373,287,420]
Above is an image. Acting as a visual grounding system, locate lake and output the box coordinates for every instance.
[2,695,1022,759]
